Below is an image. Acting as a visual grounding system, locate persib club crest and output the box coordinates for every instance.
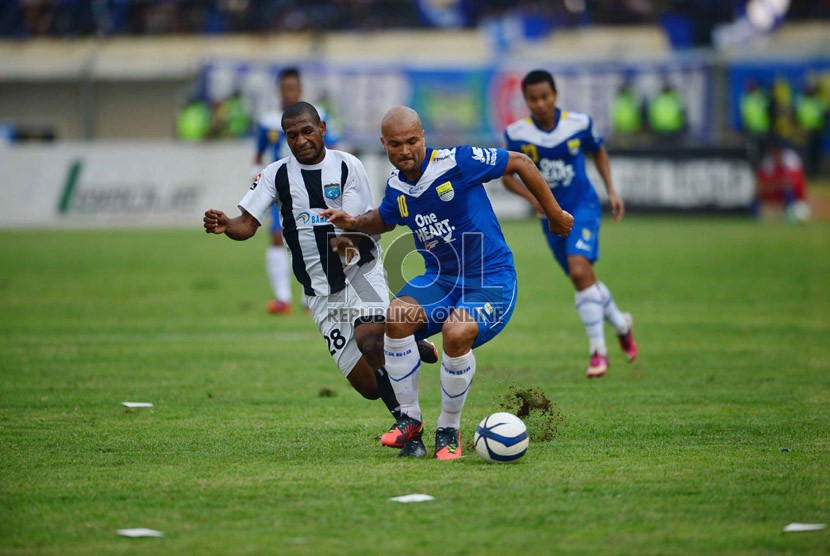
[436,181,454,202]
[323,183,341,200]
[582,228,591,241]
[567,139,581,156]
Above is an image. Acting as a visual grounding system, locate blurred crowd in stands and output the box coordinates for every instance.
[176,90,250,142]
[609,74,829,177]
[735,77,828,221]
[0,0,827,38]
[737,78,828,177]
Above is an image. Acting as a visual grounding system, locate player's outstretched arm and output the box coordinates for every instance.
[502,172,543,215]
[592,146,624,222]
[203,209,260,241]
[505,151,573,237]
[321,208,395,235]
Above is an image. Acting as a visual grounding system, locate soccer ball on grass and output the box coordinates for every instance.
[474,412,529,463]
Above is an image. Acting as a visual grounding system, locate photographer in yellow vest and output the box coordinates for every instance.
[739,79,772,168]
[795,84,827,177]
[647,81,686,138]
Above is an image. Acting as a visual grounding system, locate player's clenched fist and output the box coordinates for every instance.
[548,209,574,237]
[203,209,229,234]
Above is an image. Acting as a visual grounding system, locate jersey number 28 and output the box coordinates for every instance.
[324,329,347,355]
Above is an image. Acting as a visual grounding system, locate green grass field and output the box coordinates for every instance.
[1,217,828,555]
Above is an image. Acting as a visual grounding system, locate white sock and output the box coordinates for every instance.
[266,246,292,302]
[383,335,422,422]
[596,281,629,334]
[437,350,476,430]
[575,284,607,356]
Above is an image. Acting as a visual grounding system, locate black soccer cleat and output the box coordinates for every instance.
[416,340,439,364]
[434,427,461,460]
[397,435,427,458]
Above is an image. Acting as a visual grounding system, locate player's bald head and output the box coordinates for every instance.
[380,106,427,179]
[381,106,422,136]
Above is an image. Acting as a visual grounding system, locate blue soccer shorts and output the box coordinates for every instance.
[540,207,601,275]
[394,268,517,349]
[269,203,283,233]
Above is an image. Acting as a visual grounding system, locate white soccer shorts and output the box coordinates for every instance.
[305,256,390,376]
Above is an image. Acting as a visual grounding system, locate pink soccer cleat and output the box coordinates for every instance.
[617,313,638,363]
[586,352,608,378]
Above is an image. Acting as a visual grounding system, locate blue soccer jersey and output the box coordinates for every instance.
[504,108,602,213]
[255,112,288,162]
[377,146,513,277]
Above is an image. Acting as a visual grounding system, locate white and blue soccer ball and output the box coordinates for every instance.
[474,412,529,463]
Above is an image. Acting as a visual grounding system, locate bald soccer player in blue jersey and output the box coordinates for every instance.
[503,69,638,379]
[322,106,573,460]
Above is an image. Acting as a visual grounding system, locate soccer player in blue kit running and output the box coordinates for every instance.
[503,70,638,378]
[322,106,574,459]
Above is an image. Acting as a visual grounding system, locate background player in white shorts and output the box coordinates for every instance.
[204,101,436,426]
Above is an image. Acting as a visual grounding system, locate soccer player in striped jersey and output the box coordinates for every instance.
[503,69,638,378]
[253,68,340,316]
[322,106,573,459]
[205,102,437,431]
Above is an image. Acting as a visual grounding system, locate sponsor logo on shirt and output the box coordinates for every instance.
[296,211,328,225]
[413,212,455,245]
[540,159,575,188]
[251,172,262,190]
[323,183,341,199]
[472,147,499,166]
[474,302,497,322]
[436,181,454,202]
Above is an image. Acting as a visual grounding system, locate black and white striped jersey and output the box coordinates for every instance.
[239,149,378,297]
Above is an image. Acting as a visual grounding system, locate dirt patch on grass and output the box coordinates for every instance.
[499,386,564,442]
[318,386,337,398]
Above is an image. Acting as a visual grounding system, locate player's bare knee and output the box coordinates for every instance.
[442,321,478,356]
[385,318,409,339]
[354,322,384,369]
[385,299,424,338]
[568,261,595,290]
[358,334,384,370]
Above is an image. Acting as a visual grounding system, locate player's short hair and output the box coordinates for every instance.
[278,67,301,82]
[281,101,321,129]
[522,70,557,94]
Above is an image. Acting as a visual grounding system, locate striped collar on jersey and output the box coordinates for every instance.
[387,147,458,198]
[506,110,591,149]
